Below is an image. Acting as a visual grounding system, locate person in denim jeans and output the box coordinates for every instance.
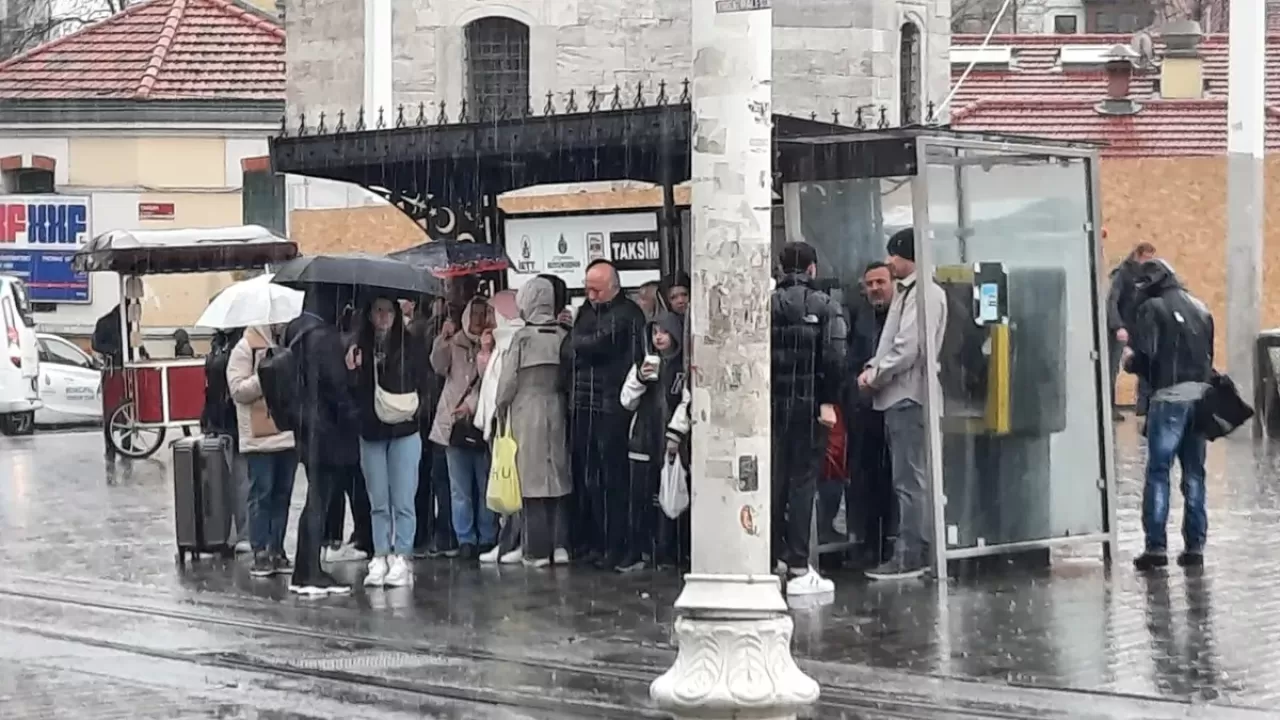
[349,296,424,587]
[1123,259,1215,571]
[226,324,298,578]
[429,296,498,560]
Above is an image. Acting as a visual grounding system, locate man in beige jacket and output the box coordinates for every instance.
[858,228,947,581]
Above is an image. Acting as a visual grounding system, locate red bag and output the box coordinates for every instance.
[822,405,848,482]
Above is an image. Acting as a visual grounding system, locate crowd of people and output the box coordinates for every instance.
[172,225,953,596]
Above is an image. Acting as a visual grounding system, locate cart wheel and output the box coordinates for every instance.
[108,402,167,459]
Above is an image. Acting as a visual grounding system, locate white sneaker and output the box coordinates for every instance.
[364,556,388,587]
[500,547,523,564]
[478,545,502,564]
[384,555,412,587]
[553,548,570,565]
[234,539,251,554]
[786,566,835,596]
[523,556,551,569]
[324,543,369,563]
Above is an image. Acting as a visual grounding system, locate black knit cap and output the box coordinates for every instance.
[886,227,916,262]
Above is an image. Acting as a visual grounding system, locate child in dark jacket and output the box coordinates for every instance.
[618,313,691,573]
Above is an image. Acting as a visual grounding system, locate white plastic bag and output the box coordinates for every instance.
[658,455,689,519]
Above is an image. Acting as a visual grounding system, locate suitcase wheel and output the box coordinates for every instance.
[175,549,186,565]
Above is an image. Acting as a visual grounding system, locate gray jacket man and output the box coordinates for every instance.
[858,228,947,580]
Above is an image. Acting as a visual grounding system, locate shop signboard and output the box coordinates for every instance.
[505,212,662,291]
[0,195,92,303]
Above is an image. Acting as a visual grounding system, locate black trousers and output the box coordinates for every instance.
[846,405,896,560]
[322,463,373,554]
[523,497,568,560]
[616,459,662,562]
[569,409,630,558]
[295,462,339,583]
[771,410,828,570]
[414,440,456,552]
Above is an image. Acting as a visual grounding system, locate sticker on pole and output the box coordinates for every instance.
[716,0,769,12]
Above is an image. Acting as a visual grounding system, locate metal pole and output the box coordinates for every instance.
[1226,1,1265,412]
[650,1,819,718]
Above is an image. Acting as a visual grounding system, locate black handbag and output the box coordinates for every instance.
[1195,371,1254,441]
[448,372,486,450]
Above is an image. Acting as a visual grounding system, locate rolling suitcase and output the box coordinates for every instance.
[173,434,234,563]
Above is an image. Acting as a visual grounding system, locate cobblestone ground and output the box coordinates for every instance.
[1,418,1278,714]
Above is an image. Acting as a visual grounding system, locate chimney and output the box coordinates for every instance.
[1095,44,1142,116]
[1159,20,1204,99]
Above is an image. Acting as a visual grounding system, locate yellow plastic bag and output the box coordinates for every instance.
[486,419,522,515]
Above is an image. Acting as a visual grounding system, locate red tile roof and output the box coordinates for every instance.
[949,33,1280,157]
[0,0,284,101]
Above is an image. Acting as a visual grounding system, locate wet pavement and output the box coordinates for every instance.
[2,422,1279,718]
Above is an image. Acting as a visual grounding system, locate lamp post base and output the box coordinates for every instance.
[651,575,819,720]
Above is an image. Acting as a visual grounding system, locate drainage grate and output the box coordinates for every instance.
[243,649,451,673]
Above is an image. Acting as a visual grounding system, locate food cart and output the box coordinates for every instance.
[72,226,299,459]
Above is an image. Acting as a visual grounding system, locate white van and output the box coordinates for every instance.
[0,275,41,435]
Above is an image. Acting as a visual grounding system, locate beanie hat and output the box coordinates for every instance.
[886,227,916,262]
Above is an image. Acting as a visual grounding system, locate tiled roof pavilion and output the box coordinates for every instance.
[0,0,284,101]
[949,33,1280,157]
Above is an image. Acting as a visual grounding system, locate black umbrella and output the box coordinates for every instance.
[270,253,444,298]
[389,241,510,278]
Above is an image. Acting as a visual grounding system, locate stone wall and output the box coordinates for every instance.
[285,0,953,125]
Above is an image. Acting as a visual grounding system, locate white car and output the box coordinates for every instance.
[34,333,102,426]
[0,275,41,435]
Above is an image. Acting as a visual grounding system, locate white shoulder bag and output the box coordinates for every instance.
[373,351,419,424]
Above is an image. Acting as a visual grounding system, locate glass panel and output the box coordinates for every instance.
[783,177,911,293]
[920,147,1106,550]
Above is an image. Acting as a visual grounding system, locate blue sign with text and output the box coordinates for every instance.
[0,249,90,303]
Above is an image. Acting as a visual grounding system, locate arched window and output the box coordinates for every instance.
[899,22,922,125]
[465,17,530,120]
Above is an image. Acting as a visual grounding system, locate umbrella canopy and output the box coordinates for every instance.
[196,273,304,329]
[389,241,510,278]
[270,253,444,298]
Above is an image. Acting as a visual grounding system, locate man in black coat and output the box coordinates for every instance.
[1124,260,1215,571]
[561,259,647,567]
[282,295,366,589]
[771,242,848,579]
[1107,241,1156,419]
[843,262,896,565]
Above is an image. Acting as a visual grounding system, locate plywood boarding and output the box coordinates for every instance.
[1099,156,1280,405]
[288,206,426,255]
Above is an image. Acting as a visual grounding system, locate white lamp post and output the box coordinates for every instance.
[649,1,820,718]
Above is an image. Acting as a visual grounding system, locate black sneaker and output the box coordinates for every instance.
[290,571,352,596]
[457,543,477,561]
[250,551,274,577]
[1133,552,1169,571]
[1177,551,1204,568]
[272,552,294,576]
[865,553,926,581]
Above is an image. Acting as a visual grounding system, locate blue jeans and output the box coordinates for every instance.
[1143,398,1208,554]
[360,434,422,557]
[445,446,497,547]
[245,449,298,554]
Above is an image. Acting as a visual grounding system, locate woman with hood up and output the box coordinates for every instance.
[618,312,691,573]
[429,295,499,560]
[493,277,571,567]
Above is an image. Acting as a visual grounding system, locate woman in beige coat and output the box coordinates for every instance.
[227,324,298,580]
[494,277,570,567]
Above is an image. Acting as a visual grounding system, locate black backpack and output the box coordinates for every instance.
[201,330,240,437]
[258,327,314,433]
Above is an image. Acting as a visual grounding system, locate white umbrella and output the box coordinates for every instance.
[197,273,304,329]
